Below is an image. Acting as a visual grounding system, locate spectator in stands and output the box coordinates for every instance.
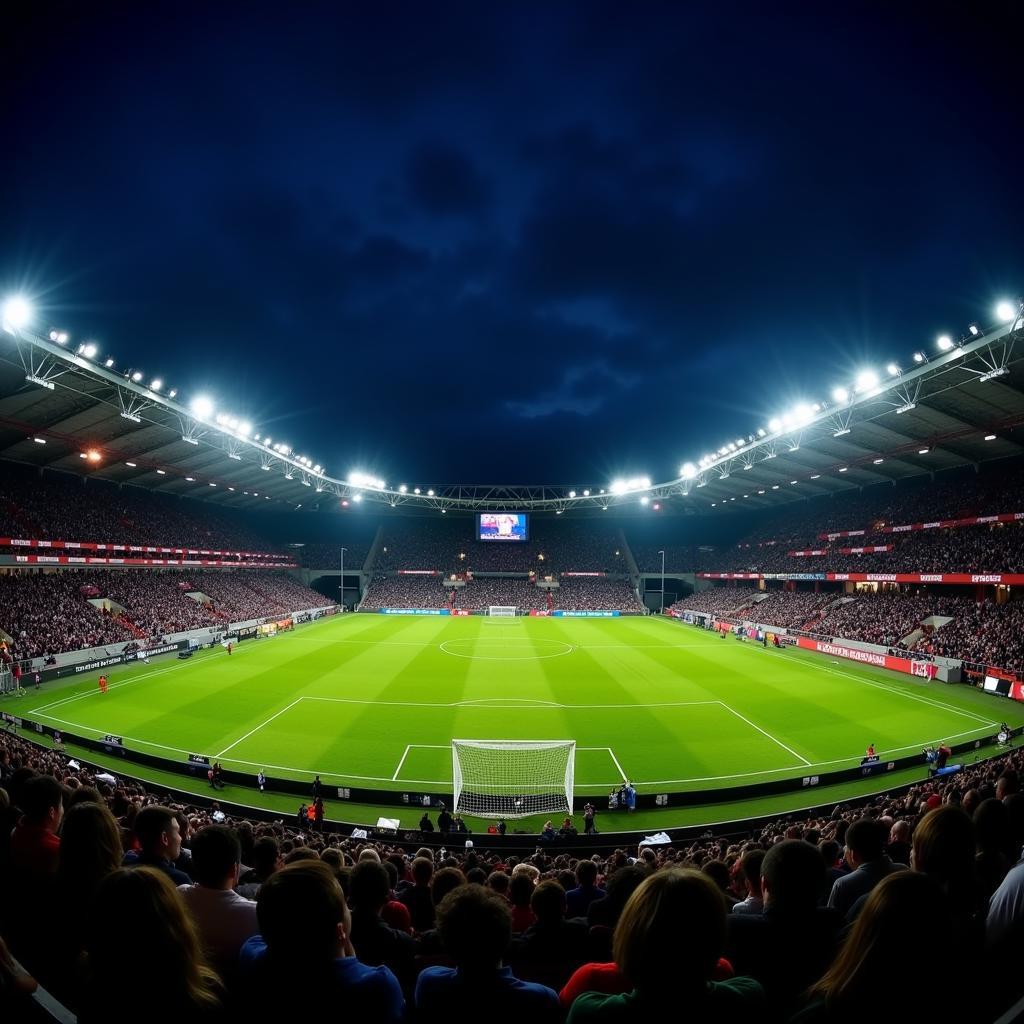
[726,839,842,1019]
[792,873,951,1022]
[348,859,416,990]
[510,879,590,989]
[568,869,763,1020]
[78,866,223,1023]
[565,858,606,919]
[731,848,766,915]
[400,855,436,932]
[415,883,561,1020]
[909,805,983,932]
[124,804,190,885]
[9,774,64,875]
[238,860,404,1020]
[177,824,258,974]
[509,870,538,932]
[827,818,905,917]
[236,835,283,900]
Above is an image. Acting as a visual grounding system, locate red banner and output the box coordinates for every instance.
[0,537,282,558]
[697,572,1024,585]
[13,555,297,568]
[797,636,937,678]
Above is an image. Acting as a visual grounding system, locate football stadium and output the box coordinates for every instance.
[3,6,1024,1023]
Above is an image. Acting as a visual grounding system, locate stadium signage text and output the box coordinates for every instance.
[698,572,1024,586]
[13,555,296,568]
[818,510,1024,541]
[551,610,621,617]
[0,537,283,558]
[797,637,936,678]
[378,608,450,615]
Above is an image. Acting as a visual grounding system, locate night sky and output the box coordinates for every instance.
[3,2,1023,488]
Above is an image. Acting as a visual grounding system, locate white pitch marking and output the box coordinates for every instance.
[605,747,629,783]
[715,700,812,766]
[392,745,412,781]
[214,698,305,758]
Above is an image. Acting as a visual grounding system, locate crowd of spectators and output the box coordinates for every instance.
[811,592,964,648]
[2,723,1023,1021]
[374,521,628,575]
[360,576,643,612]
[0,570,331,661]
[910,599,1024,676]
[744,591,834,631]
[291,542,370,569]
[668,588,759,617]
[0,465,280,553]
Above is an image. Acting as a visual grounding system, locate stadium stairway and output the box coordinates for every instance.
[113,614,148,640]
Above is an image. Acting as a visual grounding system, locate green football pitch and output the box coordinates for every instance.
[12,614,1023,832]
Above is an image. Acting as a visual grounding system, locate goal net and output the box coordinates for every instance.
[452,739,575,818]
[487,605,518,617]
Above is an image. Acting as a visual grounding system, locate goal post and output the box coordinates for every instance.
[452,739,575,819]
[487,605,518,617]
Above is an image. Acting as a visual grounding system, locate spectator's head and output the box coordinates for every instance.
[487,871,510,897]
[701,859,731,896]
[58,801,122,892]
[411,856,433,886]
[614,869,726,995]
[602,864,650,923]
[575,859,599,887]
[257,861,352,963]
[431,866,466,906]
[531,879,567,923]
[508,872,535,909]
[761,839,825,912]
[809,872,950,1015]
[738,849,765,897]
[190,825,241,889]
[85,867,220,1012]
[349,859,390,913]
[436,884,512,971]
[249,836,283,881]
[911,806,975,894]
[132,805,182,862]
[19,775,65,831]
[845,818,886,867]
[974,799,1011,859]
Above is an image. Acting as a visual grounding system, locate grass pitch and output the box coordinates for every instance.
[13,614,1021,831]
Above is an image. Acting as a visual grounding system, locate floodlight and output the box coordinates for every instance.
[125,461,136,467]
[968,324,980,336]
[886,363,900,376]
[918,448,929,454]
[32,437,45,444]
[996,300,1017,323]
[985,434,997,441]
[238,421,251,436]
[191,396,214,419]
[583,489,590,496]
[792,403,814,425]
[81,343,97,358]
[640,496,649,506]
[131,371,143,382]
[838,467,848,472]
[937,335,954,352]
[414,487,421,494]
[757,428,766,437]
[680,462,696,479]
[810,473,820,479]
[104,358,114,368]
[168,389,177,398]
[913,351,926,363]
[610,479,627,495]
[185,476,195,482]
[734,438,744,447]
[768,417,781,432]
[568,490,576,498]
[427,489,435,496]
[352,493,363,502]
[854,370,878,392]
[86,449,101,462]
[2,295,32,330]
[398,484,407,493]
[873,458,884,464]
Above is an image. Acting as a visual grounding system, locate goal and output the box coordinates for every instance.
[487,605,518,617]
[451,739,575,818]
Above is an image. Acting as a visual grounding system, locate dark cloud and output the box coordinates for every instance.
[406,141,492,218]
[1,2,1022,486]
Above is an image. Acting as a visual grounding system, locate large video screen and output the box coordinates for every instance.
[477,512,529,542]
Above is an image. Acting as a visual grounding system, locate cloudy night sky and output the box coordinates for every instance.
[3,2,1023,488]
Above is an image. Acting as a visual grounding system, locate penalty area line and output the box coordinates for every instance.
[214,698,305,758]
[715,700,812,767]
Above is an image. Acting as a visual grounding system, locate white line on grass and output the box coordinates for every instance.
[392,745,412,781]
[302,696,719,710]
[32,711,995,789]
[214,698,305,758]
[715,701,812,766]
[605,747,629,783]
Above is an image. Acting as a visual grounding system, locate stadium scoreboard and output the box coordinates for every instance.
[477,512,528,542]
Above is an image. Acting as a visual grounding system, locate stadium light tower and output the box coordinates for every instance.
[339,547,347,610]
[2,295,32,333]
[659,549,665,614]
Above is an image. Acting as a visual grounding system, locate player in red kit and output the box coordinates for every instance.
[98,675,108,694]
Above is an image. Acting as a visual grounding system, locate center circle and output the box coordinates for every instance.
[439,637,575,661]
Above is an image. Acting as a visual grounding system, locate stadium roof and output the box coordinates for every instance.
[0,300,1022,515]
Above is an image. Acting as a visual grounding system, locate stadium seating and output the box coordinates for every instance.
[0,570,329,661]
[1,725,1021,1021]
